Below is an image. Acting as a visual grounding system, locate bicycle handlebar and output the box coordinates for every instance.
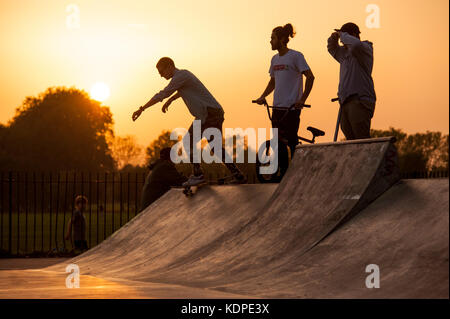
[251,100,310,109]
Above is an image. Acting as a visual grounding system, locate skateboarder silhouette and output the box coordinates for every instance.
[132,57,246,187]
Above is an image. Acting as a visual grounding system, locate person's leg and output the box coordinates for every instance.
[340,102,355,140]
[347,99,374,139]
[185,122,203,176]
[269,109,293,176]
[74,240,81,251]
[204,108,245,180]
[285,109,301,158]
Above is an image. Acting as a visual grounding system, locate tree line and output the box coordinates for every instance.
[1,87,448,175]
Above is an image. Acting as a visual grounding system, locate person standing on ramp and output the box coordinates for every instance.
[327,22,376,140]
[132,57,246,186]
[254,23,315,157]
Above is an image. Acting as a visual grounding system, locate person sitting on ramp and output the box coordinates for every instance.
[132,57,246,186]
[139,147,187,212]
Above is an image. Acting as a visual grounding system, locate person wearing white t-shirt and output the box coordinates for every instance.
[254,23,315,157]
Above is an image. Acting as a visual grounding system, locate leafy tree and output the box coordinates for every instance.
[144,130,177,166]
[1,86,115,171]
[144,130,256,180]
[110,135,142,170]
[371,127,449,172]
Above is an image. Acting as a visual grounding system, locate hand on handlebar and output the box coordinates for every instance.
[293,102,311,109]
[252,97,267,105]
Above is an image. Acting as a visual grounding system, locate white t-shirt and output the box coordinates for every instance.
[269,49,310,107]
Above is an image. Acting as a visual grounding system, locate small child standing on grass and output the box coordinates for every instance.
[65,195,88,252]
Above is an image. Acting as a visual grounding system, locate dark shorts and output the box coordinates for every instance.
[187,107,225,157]
[272,108,301,147]
[188,107,224,138]
[186,108,241,176]
[74,240,88,250]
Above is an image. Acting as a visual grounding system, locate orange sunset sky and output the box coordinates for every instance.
[0,0,448,154]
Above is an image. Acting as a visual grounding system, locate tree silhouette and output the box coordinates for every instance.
[371,127,449,173]
[144,130,177,166]
[110,135,142,170]
[0,86,115,171]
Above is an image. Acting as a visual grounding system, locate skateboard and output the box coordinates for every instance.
[177,175,239,197]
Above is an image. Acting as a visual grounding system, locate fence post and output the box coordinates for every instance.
[135,172,138,217]
[120,172,123,227]
[25,172,28,254]
[112,173,115,234]
[0,172,3,251]
[88,172,92,248]
[16,172,20,255]
[49,172,53,253]
[104,172,107,240]
[55,172,60,252]
[96,172,99,246]
[63,171,68,251]
[8,171,12,254]
[127,172,130,222]
[33,172,37,252]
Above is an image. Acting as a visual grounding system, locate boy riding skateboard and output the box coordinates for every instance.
[132,57,246,186]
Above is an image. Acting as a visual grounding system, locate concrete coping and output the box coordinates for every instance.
[297,136,396,149]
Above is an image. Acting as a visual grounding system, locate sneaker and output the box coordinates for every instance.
[182,174,206,187]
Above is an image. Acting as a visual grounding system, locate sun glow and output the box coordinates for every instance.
[90,82,110,102]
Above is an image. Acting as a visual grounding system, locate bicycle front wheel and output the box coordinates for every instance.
[255,139,290,183]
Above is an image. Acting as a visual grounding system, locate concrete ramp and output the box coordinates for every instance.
[218,179,449,298]
[44,137,411,295]
[107,137,398,287]
[62,184,278,281]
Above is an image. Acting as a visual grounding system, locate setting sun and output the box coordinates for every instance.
[90,82,110,102]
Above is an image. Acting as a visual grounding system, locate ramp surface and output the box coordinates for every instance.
[215,179,449,298]
[35,138,447,298]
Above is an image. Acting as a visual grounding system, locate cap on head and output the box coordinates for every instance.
[336,22,360,35]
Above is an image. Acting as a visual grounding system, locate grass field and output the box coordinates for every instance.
[0,203,140,255]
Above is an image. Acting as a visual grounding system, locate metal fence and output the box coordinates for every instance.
[400,170,449,179]
[0,171,147,256]
[0,169,447,256]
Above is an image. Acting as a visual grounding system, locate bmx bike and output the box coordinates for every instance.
[252,99,325,183]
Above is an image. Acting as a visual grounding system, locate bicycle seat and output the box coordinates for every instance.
[307,126,325,137]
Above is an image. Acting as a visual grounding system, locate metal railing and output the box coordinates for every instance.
[0,168,445,256]
[0,171,146,256]
[400,170,449,179]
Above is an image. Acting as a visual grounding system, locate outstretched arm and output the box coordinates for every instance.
[132,72,187,121]
[297,69,315,105]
